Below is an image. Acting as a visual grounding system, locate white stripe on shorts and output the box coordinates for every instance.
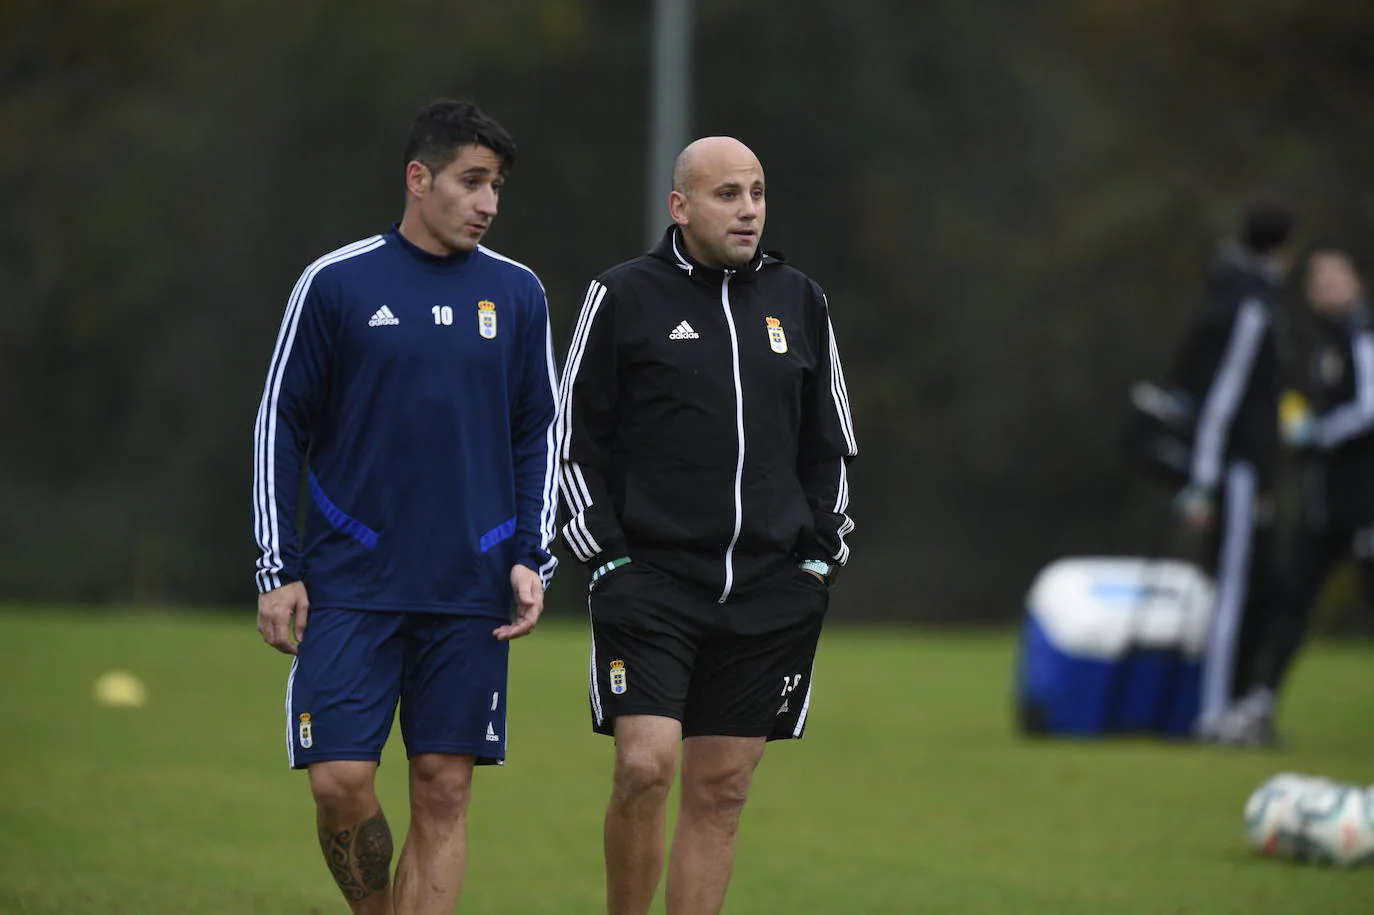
[587,599,604,726]
[284,656,299,768]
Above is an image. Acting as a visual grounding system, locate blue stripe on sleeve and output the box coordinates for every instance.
[308,471,379,550]
[479,517,518,553]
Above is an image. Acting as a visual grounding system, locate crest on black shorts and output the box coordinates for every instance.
[609,659,628,695]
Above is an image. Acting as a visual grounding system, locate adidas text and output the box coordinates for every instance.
[669,320,699,340]
[368,306,400,327]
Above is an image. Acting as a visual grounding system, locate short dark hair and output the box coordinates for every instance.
[402,99,516,179]
[1240,201,1296,255]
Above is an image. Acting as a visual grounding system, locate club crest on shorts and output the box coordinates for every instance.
[298,713,314,749]
[765,316,787,354]
[609,659,628,695]
[478,299,497,339]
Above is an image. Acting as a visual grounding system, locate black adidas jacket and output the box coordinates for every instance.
[1301,305,1374,530]
[1171,243,1287,491]
[557,226,858,601]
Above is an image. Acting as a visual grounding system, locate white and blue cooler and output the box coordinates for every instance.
[1015,557,1214,738]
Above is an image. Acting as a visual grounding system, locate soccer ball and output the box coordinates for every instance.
[1291,783,1374,867]
[1243,773,1318,857]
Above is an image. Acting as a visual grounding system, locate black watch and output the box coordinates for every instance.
[798,559,840,587]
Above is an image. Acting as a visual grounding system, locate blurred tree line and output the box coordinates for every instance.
[3,0,1373,623]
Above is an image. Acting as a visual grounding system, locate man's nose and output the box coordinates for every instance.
[477,186,499,215]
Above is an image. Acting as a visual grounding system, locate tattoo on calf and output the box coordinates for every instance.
[318,810,393,901]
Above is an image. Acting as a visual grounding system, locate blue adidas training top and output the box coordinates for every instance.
[253,228,559,618]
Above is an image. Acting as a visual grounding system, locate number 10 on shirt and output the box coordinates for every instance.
[432,305,454,325]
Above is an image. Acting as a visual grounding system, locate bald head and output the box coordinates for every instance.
[672,137,762,196]
[667,136,766,269]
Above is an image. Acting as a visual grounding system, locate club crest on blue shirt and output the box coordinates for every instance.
[298,713,314,749]
[765,316,787,354]
[478,299,498,339]
[609,659,628,695]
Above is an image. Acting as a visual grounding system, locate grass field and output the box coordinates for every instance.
[1,611,1372,914]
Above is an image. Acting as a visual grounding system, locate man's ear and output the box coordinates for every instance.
[405,160,432,198]
[669,190,690,226]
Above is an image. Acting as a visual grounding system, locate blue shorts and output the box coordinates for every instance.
[284,609,509,769]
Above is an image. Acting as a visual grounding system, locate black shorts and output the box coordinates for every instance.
[587,560,829,740]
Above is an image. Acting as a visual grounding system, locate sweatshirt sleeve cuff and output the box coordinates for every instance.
[794,536,840,565]
[581,538,630,572]
[256,569,300,595]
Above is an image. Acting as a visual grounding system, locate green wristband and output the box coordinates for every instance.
[591,556,632,582]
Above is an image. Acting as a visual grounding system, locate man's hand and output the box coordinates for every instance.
[495,565,544,641]
[1175,484,1215,532]
[258,581,309,655]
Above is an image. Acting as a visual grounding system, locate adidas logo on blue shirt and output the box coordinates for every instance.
[368,306,400,327]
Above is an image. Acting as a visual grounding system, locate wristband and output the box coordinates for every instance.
[799,559,839,586]
[591,556,632,583]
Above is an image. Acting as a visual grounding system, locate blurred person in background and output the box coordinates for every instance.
[1222,248,1374,746]
[557,136,857,915]
[251,99,558,914]
[1169,202,1297,742]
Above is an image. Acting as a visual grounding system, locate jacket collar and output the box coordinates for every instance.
[1217,239,1286,287]
[649,225,782,285]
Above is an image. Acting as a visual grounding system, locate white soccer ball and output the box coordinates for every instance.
[1292,783,1374,867]
[1243,773,1314,857]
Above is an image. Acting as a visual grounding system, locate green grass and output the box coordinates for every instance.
[1,611,1372,914]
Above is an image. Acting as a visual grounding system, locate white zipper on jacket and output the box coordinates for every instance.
[718,272,746,603]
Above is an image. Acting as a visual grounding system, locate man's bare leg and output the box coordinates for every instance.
[392,753,476,915]
[664,736,766,915]
[309,760,395,915]
[605,715,682,915]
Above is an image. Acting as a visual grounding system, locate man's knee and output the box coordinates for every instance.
[308,761,377,820]
[611,744,678,808]
[681,763,755,825]
[409,754,474,824]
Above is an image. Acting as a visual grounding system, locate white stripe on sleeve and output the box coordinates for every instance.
[1190,299,1268,490]
[253,236,384,593]
[555,281,611,562]
[536,296,561,587]
[557,281,608,467]
[823,303,858,458]
[1316,331,1374,449]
